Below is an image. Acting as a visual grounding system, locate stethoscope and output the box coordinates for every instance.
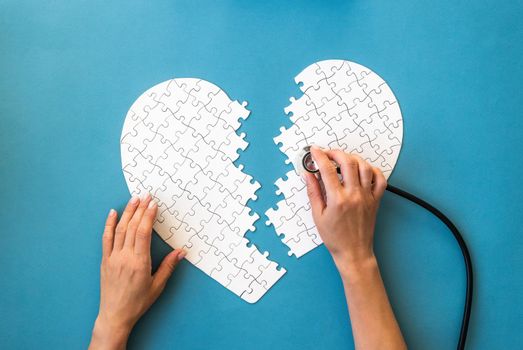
[298,145,473,350]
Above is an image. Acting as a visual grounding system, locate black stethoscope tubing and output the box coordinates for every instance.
[302,151,473,350]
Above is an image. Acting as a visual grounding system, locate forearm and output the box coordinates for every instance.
[338,256,406,350]
[89,317,131,350]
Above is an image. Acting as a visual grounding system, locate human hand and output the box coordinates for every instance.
[89,195,186,350]
[303,146,387,275]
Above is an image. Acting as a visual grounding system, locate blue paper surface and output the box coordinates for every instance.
[1,1,522,349]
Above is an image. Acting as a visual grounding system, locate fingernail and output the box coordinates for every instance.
[178,250,187,261]
[148,200,157,209]
[109,208,116,217]
[141,192,151,201]
[130,196,139,205]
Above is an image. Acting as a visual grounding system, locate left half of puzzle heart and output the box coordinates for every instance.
[120,78,285,303]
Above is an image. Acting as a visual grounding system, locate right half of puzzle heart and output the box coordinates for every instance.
[266,59,404,258]
[120,78,285,303]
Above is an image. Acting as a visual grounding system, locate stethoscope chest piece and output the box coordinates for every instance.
[295,145,319,175]
[296,145,342,175]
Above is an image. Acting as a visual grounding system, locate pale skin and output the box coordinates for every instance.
[89,194,186,350]
[89,147,406,350]
[304,146,406,350]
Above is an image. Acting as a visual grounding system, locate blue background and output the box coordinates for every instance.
[1,0,522,349]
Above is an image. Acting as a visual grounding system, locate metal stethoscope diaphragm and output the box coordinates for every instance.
[301,146,319,173]
[297,145,341,175]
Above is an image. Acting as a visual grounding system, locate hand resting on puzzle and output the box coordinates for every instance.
[89,194,185,350]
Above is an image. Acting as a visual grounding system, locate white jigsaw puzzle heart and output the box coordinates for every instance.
[266,59,404,257]
[120,78,285,303]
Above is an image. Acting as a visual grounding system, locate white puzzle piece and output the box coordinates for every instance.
[120,78,285,303]
[267,60,404,258]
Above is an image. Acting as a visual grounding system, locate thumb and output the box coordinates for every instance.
[304,172,325,217]
[152,249,185,296]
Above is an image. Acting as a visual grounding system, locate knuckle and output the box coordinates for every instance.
[348,191,364,205]
[127,221,138,233]
[350,153,363,162]
[166,260,177,271]
[347,158,359,168]
[145,211,157,221]
[106,258,118,270]
[136,229,151,240]
[133,261,148,272]
[350,196,362,206]
[376,173,387,187]
[145,206,155,215]
[333,193,350,208]
[335,197,347,209]
[326,164,337,175]
[128,262,139,273]
[333,149,345,158]
[115,225,125,236]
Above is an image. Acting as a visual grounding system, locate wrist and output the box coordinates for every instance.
[334,253,378,284]
[90,316,132,350]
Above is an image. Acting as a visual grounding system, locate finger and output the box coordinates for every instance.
[372,167,387,199]
[323,149,360,189]
[124,194,152,249]
[304,172,325,217]
[102,209,118,258]
[357,157,374,190]
[310,146,341,195]
[152,249,186,296]
[134,200,158,255]
[113,196,140,251]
